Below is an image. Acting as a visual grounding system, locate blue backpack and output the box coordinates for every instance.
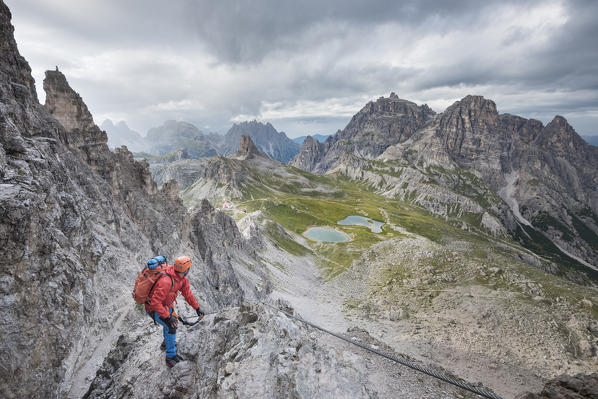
[146,255,167,270]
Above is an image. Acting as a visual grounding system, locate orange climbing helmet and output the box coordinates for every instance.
[173,256,192,274]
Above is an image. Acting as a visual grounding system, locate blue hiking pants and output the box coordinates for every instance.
[148,308,177,358]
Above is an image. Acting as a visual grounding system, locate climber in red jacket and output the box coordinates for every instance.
[145,256,204,367]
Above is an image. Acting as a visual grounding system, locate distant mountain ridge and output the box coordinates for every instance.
[222,120,300,163]
[145,120,219,158]
[102,119,300,163]
[582,135,598,146]
[101,119,146,152]
[292,134,331,145]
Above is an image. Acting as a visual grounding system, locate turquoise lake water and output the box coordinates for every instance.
[337,215,385,233]
[303,227,350,242]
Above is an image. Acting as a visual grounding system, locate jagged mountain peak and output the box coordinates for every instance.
[440,95,499,127]
[43,69,110,168]
[223,120,300,163]
[44,68,97,133]
[302,135,318,146]
[101,118,133,132]
[0,1,37,103]
[235,134,268,160]
[455,94,495,106]
[101,118,146,152]
[538,114,596,161]
[357,92,434,121]
[432,95,503,163]
[231,120,276,133]
[289,93,436,172]
[241,119,272,127]
[289,134,329,171]
[499,113,544,143]
[542,114,581,143]
[341,93,436,142]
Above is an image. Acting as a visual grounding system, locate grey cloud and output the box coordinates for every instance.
[7,0,189,46]
[6,0,598,137]
[269,116,351,137]
[285,63,415,101]
[182,0,534,64]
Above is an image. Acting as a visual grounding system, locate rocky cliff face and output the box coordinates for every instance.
[223,120,300,163]
[395,96,598,270]
[82,303,481,399]
[0,3,268,397]
[515,373,598,399]
[289,135,330,172]
[234,134,268,160]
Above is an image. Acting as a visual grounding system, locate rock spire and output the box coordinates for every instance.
[236,134,268,160]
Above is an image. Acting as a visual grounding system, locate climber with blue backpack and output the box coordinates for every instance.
[133,255,204,367]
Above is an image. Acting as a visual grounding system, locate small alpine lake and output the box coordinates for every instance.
[337,215,385,233]
[303,226,350,242]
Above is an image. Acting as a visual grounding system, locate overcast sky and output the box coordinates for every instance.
[6,0,598,137]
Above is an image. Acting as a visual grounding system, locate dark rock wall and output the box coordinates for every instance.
[0,3,265,397]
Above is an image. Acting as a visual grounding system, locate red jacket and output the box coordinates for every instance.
[145,265,199,318]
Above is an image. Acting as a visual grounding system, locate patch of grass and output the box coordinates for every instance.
[461,212,484,229]
[579,207,598,226]
[388,208,456,243]
[528,178,541,186]
[231,173,412,277]
[531,211,575,242]
[570,213,598,251]
[263,221,311,256]
[511,223,598,283]
[471,247,488,259]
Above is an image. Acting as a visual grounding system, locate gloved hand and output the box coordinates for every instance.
[196,308,205,320]
[165,315,178,328]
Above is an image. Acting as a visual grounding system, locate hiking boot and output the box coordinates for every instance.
[165,355,182,368]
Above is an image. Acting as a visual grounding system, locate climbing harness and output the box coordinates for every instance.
[262,302,503,399]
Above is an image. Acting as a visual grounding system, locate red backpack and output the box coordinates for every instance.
[132,257,173,304]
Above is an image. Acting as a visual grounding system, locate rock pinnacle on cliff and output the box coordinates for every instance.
[235,134,268,160]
